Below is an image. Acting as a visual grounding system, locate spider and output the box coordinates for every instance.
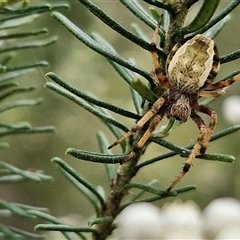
[108,20,240,196]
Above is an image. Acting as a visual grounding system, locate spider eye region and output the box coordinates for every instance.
[166,34,220,93]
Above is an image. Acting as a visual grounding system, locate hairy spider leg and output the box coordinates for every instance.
[195,105,217,154]
[199,90,229,98]
[205,73,240,90]
[108,97,165,150]
[123,103,166,163]
[151,19,169,89]
[162,112,207,196]
[199,73,240,98]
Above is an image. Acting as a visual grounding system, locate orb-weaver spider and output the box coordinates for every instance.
[109,20,240,196]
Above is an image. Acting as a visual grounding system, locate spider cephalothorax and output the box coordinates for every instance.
[108,20,240,196]
[166,90,196,122]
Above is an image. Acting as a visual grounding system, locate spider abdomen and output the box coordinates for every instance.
[166,34,220,93]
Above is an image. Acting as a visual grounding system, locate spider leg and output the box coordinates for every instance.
[199,88,228,98]
[123,109,165,163]
[151,19,169,89]
[202,73,240,91]
[194,104,217,154]
[162,113,207,196]
[199,73,240,98]
[108,97,165,150]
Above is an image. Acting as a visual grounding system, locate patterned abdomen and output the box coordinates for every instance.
[166,34,220,93]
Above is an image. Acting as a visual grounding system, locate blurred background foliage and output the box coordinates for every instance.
[1,0,240,236]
